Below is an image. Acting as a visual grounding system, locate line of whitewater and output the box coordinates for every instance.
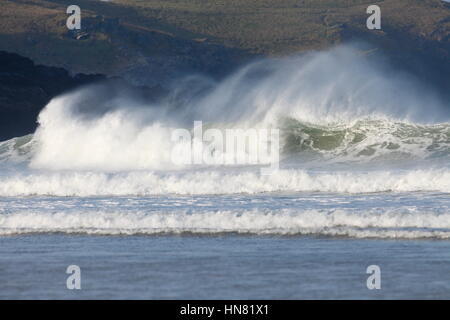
[2,208,450,239]
[0,168,450,196]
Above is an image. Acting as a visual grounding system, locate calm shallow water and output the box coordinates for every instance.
[2,192,450,299]
[1,234,450,299]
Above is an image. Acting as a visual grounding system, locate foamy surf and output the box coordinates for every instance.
[2,207,450,239]
[1,168,450,196]
[1,45,450,240]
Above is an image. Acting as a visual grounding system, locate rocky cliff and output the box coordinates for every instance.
[0,51,105,140]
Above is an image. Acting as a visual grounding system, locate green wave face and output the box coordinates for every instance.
[281,118,450,161]
[2,119,450,165]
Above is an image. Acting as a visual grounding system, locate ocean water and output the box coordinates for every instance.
[2,233,450,299]
[1,45,450,299]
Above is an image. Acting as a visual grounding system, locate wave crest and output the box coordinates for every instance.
[1,45,446,171]
[2,208,450,239]
[1,168,450,196]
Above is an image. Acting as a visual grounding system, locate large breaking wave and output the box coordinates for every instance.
[0,45,449,197]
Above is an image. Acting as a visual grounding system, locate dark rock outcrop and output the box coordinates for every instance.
[0,51,105,140]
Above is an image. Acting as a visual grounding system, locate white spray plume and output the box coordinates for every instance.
[28,44,449,171]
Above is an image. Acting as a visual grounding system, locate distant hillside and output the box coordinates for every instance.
[0,0,448,86]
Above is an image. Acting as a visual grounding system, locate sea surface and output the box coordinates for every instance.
[2,223,450,299]
[2,190,450,299]
[1,46,450,299]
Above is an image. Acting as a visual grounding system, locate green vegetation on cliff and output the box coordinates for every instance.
[0,0,448,77]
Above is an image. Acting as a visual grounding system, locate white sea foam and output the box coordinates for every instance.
[1,207,450,239]
[1,45,449,240]
[1,168,450,196]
